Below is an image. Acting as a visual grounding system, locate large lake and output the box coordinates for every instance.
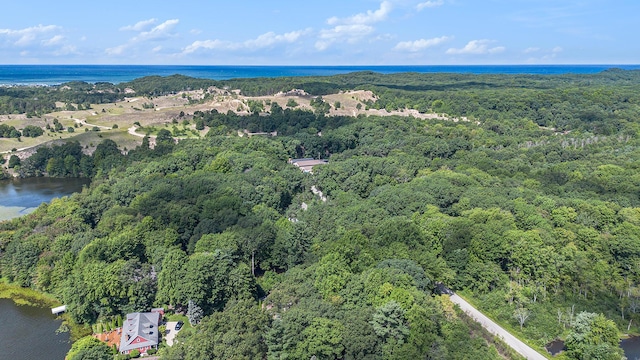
[0,177,89,221]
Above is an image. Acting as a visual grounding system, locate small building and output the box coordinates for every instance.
[119,312,160,355]
[51,305,67,315]
[289,158,328,173]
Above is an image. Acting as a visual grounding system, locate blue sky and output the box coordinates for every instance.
[0,0,637,65]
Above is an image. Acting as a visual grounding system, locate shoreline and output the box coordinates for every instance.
[0,282,91,341]
[2,64,640,87]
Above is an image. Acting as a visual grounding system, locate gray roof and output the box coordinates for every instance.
[119,312,159,353]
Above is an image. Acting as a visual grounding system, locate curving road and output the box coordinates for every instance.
[74,118,111,130]
[447,291,547,360]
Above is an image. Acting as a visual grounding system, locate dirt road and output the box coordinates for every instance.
[448,292,547,360]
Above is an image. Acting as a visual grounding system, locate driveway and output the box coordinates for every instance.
[448,292,547,360]
[164,321,181,346]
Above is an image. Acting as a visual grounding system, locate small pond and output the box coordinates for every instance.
[546,337,640,359]
[545,339,565,355]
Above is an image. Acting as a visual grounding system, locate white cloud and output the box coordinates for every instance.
[120,18,157,32]
[190,29,202,35]
[42,35,64,46]
[133,19,179,42]
[316,1,393,51]
[446,39,505,55]
[152,46,163,53]
[245,30,310,48]
[0,24,60,46]
[525,46,564,63]
[328,1,392,25]
[316,24,374,51]
[105,44,127,55]
[53,44,78,56]
[107,19,179,57]
[524,46,561,54]
[394,36,452,52]
[0,24,80,58]
[183,39,232,53]
[416,0,444,11]
[183,29,311,54]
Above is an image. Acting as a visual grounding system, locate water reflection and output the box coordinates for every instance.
[0,177,89,221]
[622,336,640,360]
[0,299,70,360]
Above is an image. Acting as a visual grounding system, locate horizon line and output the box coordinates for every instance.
[1,63,640,67]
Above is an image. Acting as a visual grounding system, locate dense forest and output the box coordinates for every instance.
[2,70,640,359]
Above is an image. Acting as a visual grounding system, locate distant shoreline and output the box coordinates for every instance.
[1,64,639,86]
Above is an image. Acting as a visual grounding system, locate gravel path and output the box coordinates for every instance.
[448,292,547,360]
[74,118,111,130]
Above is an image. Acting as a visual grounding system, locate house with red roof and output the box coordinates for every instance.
[119,312,160,355]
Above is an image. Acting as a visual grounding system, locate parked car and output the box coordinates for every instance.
[175,321,184,330]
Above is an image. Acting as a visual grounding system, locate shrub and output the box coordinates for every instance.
[8,155,20,168]
[22,125,44,137]
[286,98,298,107]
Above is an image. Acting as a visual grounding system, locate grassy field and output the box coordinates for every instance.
[1,88,448,161]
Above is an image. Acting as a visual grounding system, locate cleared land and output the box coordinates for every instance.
[1,87,465,168]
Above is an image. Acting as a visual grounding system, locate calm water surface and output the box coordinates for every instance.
[0,177,89,221]
[0,178,88,359]
[0,299,70,360]
[622,336,640,360]
[1,64,639,85]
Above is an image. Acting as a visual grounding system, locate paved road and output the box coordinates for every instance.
[448,292,547,360]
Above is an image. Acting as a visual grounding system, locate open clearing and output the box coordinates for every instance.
[1,87,466,167]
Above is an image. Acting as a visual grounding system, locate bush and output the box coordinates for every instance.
[8,155,20,168]
[68,127,75,133]
[129,349,140,358]
[22,125,44,137]
[286,98,298,108]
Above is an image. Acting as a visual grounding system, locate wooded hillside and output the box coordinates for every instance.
[2,70,640,359]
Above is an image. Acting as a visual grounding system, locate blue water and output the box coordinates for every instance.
[1,65,639,85]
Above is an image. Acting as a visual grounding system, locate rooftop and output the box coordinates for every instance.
[289,158,328,173]
[119,312,160,353]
